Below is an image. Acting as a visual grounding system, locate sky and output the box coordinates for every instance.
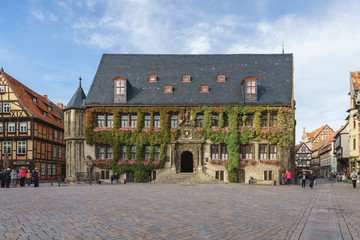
[1,0,359,143]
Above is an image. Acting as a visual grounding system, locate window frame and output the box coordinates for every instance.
[17,141,26,155]
[144,114,151,127]
[130,114,137,128]
[148,75,157,82]
[145,146,151,159]
[0,85,5,93]
[196,114,203,127]
[211,114,219,127]
[154,146,160,160]
[217,75,226,82]
[115,79,126,95]
[170,114,178,128]
[164,85,173,93]
[182,74,191,82]
[121,146,127,159]
[19,122,27,133]
[200,85,209,93]
[246,79,256,94]
[8,122,15,133]
[120,114,129,128]
[131,146,136,159]
[2,141,12,154]
[270,145,277,160]
[52,146,57,158]
[3,103,10,113]
[41,163,45,176]
[259,144,267,160]
[153,114,160,128]
[0,122,3,132]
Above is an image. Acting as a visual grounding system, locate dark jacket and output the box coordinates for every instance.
[32,171,39,182]
[4,170,11,180]
[309,174,316,181]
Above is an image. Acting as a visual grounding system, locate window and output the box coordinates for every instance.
[259,145,267,160]
[261,114,267,127]
[245,114,253,127]
[121,146,127,159]
[54,130,58,139]
[354,120,356,129]
[196,114,203,127]
[3,103,10,113]
[8,122,15,133]
[154,114,160,128]
[17,141,26,155]
[97,115,105,127]
[270,145,277,159]
[115,80,126,95]
[240,145,253,159]
[246,80,256,94]
[145,146,151,159]
[98,145,105,159]
[47,106,52,111]
[52,147,57,158]
[47,164,52,176]
[0,85,5,93]
[211,145,219,159]
[59,148,62,158]
[221,145,229,160]
[149,75,157,82]
[264,171,268,180]
[106,146,113,159]
[33,98,37,103]
[270,114,277,127]
[107,115,114,128]
[182,75,191,82]
[120,115,129,127]
[59,132,63,140]
[2,141,11,154]
[164,86,173,93]
[215,171,224,180]
[57,118,61,123]
[354,138,356,150]
[20,122,27,132]
[170,114,178,128]
[154,146,160,159]
[217,75,226,82]
[0,122,3,132]
[200,85,209,93]
[211,114,218,127]
[101,170,110,179]
[144,114,151,127]
[130,114,137,128]
[43,112,47,117]
[41,163,45,176]
[131,146,136,159]
[52,164,56,176]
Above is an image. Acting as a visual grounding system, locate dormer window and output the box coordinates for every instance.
[47,106,52,111]
[164,85,173,93]
[149,75,157,82]
[33,97,37,103]
[43,112,47,117]
[113,77,127,95]
[200,85,209,93]
[217,75,226,82]
[182,74,191,82]
[246,80,256,94]
[0,86,5,93]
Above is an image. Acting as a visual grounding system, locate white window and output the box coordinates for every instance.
[54,130,58,139]
[17,141,26,155]
[33,98,37,103]
[59,132,63,140]
[47,106,52,111]
[19,122,27,132]
[2,141,11,154]
[0,85,5,93]
[52,146,57,157]
[58,148,62,158]
[43,112,47,117]
[8,122,15,132]
[41,163,45,176]
[47,164,52,176]
[98,145,105,159]
[3,103,10,113]
[52,164,56,175]
[0,122,2,132]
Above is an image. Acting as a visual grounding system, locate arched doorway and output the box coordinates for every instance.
[181,151,193,172]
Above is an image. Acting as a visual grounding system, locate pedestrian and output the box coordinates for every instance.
[113,173,118,184]
[351,169,358,189]
[10,169,18,188]
[111,174,114,184]
[0,169,4,188]
[333,172,337,183]
[19,167,26,187]
[284,170,292,185]
[309,170,316,189]
[26,170,32,187]
[32,167,39,187]
[281,173,285,185]
[300,171,307,188]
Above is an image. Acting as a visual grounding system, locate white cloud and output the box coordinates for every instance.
[31,9,45,21]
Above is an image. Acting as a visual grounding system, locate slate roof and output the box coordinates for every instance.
[85,54,293,107]
[1,70,64,129]
[66,84,86,109]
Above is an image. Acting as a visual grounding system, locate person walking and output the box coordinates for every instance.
[0,169,4,188]
[19,167,26,187]
[113,173,118,184]
[32,168,39,187]
[4,168,11,188]
[309,170,316,189]
[26,170,32,187]
[281,173,285,185]
[300,171,307,188]
[10,169,18,188]
[351,170,358,189]
[284,170,292,185]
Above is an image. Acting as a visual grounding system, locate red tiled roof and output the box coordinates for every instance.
[319,132,336,154]
[2,71,64,129]
[306,125,326,139]
[295,143,302,152]
[351,71,360,90]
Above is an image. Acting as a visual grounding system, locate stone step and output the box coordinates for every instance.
[152,172,225,184]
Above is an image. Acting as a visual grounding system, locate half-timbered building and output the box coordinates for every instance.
[0,69,66,180]
[295,142,311,170]
[65,54,295,184]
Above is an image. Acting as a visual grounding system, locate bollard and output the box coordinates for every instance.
[58,177,61,187]
[124,179,126,184]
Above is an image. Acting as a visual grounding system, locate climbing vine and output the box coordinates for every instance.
[86,106,294,182]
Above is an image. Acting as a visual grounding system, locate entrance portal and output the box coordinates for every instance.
[237,169,245,183]
[181,151,193,172]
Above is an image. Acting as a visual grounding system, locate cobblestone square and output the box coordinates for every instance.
[0,181,359,240]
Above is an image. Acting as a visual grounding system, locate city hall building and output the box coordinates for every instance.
[65,54,295,184]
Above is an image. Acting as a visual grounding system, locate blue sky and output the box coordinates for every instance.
[1,0,359,143]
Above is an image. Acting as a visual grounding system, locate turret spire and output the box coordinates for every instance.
[79,76,82,88]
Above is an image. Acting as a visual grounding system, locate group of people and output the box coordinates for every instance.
[0,167,39,188]
[298,171,317,188]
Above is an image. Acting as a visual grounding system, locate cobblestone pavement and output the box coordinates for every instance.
[0,180,359,240]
